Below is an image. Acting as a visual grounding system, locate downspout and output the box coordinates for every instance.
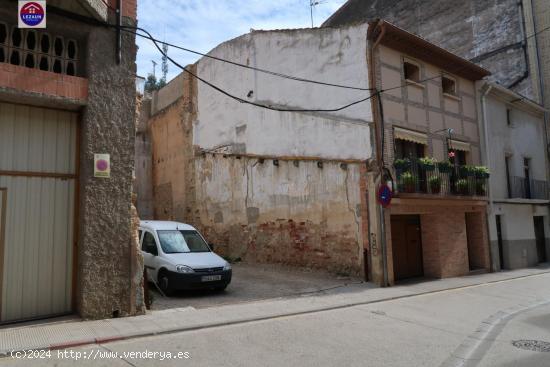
[481,84,494,271]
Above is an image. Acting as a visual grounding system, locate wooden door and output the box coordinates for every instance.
[391,215,423,281]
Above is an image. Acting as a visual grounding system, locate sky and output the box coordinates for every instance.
[136,0,347,82]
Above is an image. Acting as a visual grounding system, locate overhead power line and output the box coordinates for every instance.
[127,29,372,91]
[125,26,376,113]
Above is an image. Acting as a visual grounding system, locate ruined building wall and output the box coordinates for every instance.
[147,26,373,276]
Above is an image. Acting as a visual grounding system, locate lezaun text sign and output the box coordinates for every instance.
[94,154,111,178]
[18,1,47,29]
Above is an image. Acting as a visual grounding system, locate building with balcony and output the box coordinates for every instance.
[0,0,143,324]
[366,20,492,285]
[480,82,549,270]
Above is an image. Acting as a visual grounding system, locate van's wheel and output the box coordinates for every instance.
[158,270,174,296]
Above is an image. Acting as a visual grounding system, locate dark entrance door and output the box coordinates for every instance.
[534,217,547,263]
[391,215,423,281]
[496,215,505,270]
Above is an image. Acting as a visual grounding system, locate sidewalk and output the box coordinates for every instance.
[1,266,549,356]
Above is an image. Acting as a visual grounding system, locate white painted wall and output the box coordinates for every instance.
[195,24,372,160]
[485,94,547,199]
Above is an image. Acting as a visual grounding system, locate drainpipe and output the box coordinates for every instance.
[481,83,494,270]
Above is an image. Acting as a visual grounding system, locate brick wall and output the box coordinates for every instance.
[389,199,489,281]
[0,63,88,101]
[108,0,137,20]
[465,211,491,270]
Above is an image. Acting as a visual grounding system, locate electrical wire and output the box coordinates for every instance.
[127,29,372,91]
[118,19,550,113]
[126,26,377,113]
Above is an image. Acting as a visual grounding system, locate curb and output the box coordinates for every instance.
[1,270,549,357]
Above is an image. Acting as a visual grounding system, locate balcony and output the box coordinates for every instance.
[509,176,549,200]
[393,158,489,198]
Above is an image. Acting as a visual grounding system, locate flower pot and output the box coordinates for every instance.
[404,184,416,193]
[430,184,441,194]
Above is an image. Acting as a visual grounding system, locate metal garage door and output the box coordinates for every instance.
[0,103,77,323]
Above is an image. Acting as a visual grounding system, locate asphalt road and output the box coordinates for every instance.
[3,273,550,367]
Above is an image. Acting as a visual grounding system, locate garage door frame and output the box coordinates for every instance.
[0,102,81,323]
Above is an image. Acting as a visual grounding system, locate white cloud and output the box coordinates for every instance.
[136,0,347,81]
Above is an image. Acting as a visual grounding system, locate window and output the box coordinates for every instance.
[506,108,512,126]
[404,61,420,83]
[442,76,457,95]
[142,232,158,256]
[157,230,211,254]
[395,139,425,160]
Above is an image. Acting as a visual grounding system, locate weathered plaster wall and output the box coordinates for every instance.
[324,0,536,100]
[135,98,154,219]
[195,24,372,159]
[148,70,197,223]
[193,156,364,275]
[148,26,371,276]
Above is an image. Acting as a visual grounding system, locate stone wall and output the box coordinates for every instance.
[77,13,144,318]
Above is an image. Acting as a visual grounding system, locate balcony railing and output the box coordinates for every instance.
[394,159,489,197]
[509,176,549,200]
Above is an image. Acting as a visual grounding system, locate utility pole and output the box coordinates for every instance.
[309,0,326,28]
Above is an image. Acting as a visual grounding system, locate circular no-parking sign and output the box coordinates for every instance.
[377,184,393,208]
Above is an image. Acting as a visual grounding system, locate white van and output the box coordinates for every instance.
[139,221,232,295]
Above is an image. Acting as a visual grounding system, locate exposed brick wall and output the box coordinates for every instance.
[389,199,489,281]
[0,63,88,101]
[109,0,137,20]
[465,211,491,270]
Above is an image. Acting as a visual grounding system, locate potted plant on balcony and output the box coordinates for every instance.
[401,172,416,193]
[474,166,490,179]
[456,179,469,195]
[437,160,452,173]
[428,175,442,194]
[476,181,487,196]
[459,165,476,178]
[393,158,411,171]
[419,157,436,171]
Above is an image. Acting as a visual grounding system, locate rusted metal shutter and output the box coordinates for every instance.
[0,103,77,323]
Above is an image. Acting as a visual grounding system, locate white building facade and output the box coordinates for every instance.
[480,82,550,270]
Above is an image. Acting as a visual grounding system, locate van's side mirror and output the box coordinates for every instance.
[209,243,215,251]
